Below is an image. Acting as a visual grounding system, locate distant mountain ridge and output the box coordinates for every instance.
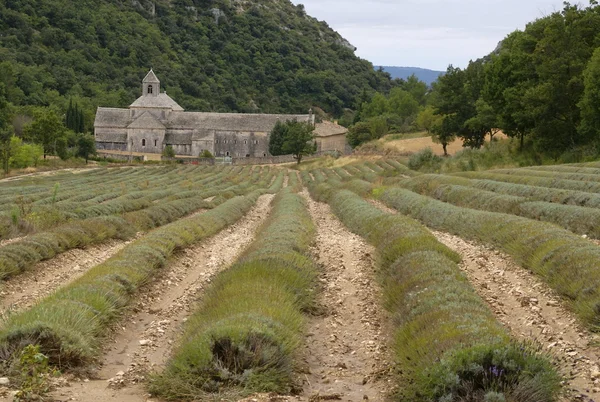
[376,66,445,86]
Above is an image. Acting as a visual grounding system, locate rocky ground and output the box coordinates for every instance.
[368,197,600,402]
[0,195,274,402]
[432,230,600,402]
[0,238,135,314]
[298,190,392,401]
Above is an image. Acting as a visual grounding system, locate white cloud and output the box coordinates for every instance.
[292,0,568,69]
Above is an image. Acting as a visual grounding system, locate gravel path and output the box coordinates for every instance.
[41,194,275,402]
[298,190,392,401]
[368,197,600,402]
[0,238,135,314]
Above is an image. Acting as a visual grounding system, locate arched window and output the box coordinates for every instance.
[154,139,157,147]
[147,85,153,94]
[244,140,247,144]
[142,139,146,147]
[226,151,230,156]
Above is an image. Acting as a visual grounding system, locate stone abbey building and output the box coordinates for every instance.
[94,70,321,158]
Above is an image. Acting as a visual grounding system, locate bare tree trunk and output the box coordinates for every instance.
[442,143,448,156]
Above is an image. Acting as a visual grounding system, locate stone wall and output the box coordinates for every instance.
[316,134,348,153]
[213,131,269,158]
[128,128,166,153]
[96,142,127,151]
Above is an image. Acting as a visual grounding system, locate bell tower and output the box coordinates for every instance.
[142,69,160,97]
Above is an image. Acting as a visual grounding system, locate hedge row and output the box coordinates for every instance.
[0,190,272,369]
[456,171,600,193]
[0,166,220,236]
[393,175,600,238]
[490,168,600,183]
[379,187,600,328]
[306,179,559,401]
[150,187,317,400]
[0,170,268,280]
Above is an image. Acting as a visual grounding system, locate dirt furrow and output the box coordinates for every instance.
[47,194,275,402]
[299,190,392,402]
[367,198,600,401]
[431,230,600,402]
[0,238,135,314]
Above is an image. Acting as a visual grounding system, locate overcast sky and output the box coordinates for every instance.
[291,0,571,71]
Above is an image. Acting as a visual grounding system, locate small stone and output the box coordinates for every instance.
[0,377,9,385]
[139,339,151,346]
[116,371,125,377]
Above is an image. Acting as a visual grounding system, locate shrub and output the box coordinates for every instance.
[151,188,317,399]
[305,178,559,401]
[379,187,600,327]
[0,192,267,367]
[408,147,443,171]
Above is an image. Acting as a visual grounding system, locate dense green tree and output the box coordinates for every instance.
[0,129,12,174]
[431,115,457,156]
[281,121,316,164]
[77,133,96,163]
[578,47,600,145]
[0,84,14,174]
[403,74,428,106]
[416,106,441,133]
[23,109,67,159]
[10,137,43,168]
[269,120,316,163]
[268,121,288,156]
[66,100,85,133]
[346,122,372,148]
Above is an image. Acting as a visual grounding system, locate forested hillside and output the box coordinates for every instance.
[430,2,600,161]
[0,0,395,124]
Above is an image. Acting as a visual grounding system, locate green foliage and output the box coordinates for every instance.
[578,46,600,144]
[76,133,96,163]
[199,150,214,158]
[22,108,67,158]
[162,145,175,158]
[408,148,443,171]
[65,99,85,133]
[269,120,316,163]
[10,137,44,169]
[304,178,559,401]
[14,344,59,401]
[432,2,600,158]
[346,121,372,148]
[151,189,316,399]
[0,189,271,367]
[379,186,600,327]
[415,105,440,133]
[0,0,394,117]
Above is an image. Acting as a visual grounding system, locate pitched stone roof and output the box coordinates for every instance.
[129,93,184,111]
[165,132,192,145]
[127,112,166,129]
[94,132,127,143]
[168,112,312,132]
[314,121,348,137]
[94,108,131,128]
[143,69,160,83]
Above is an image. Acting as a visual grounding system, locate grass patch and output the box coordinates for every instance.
[150,188,317,400]
[305,178,560,401]
[379,187,600,328]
